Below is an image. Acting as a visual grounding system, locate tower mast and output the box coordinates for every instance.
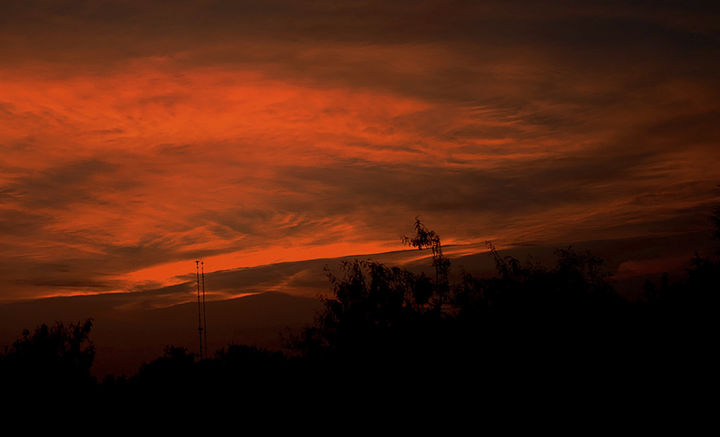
[195,260,203,359]
[201,260,208,360]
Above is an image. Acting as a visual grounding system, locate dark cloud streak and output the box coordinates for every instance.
[1,1,719,301]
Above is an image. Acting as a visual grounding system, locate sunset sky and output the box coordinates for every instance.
[1,0,719,303]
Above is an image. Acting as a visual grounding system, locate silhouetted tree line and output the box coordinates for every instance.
[0,320,95,395]
[2,211,718,400]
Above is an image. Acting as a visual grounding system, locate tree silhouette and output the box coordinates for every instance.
[1,208,718,400]
[0,319,95,393]
[403,217,450,296]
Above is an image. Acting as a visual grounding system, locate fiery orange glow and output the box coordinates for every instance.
[1,1,719,303]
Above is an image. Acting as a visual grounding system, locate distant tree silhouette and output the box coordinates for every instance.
[120,343,295,402]
[128,345,199,394]
[0,319,95,393]
[201,344,290,395]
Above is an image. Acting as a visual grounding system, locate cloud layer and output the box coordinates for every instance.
[1,1,719,301]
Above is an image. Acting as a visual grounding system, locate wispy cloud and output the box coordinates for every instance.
[1,1,719,301]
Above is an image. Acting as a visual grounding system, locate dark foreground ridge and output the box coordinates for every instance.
[1,213,718,407]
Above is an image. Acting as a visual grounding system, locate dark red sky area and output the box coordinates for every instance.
[1,1,719,303]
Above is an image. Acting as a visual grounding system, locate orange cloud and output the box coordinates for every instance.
[2,2,720,303]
